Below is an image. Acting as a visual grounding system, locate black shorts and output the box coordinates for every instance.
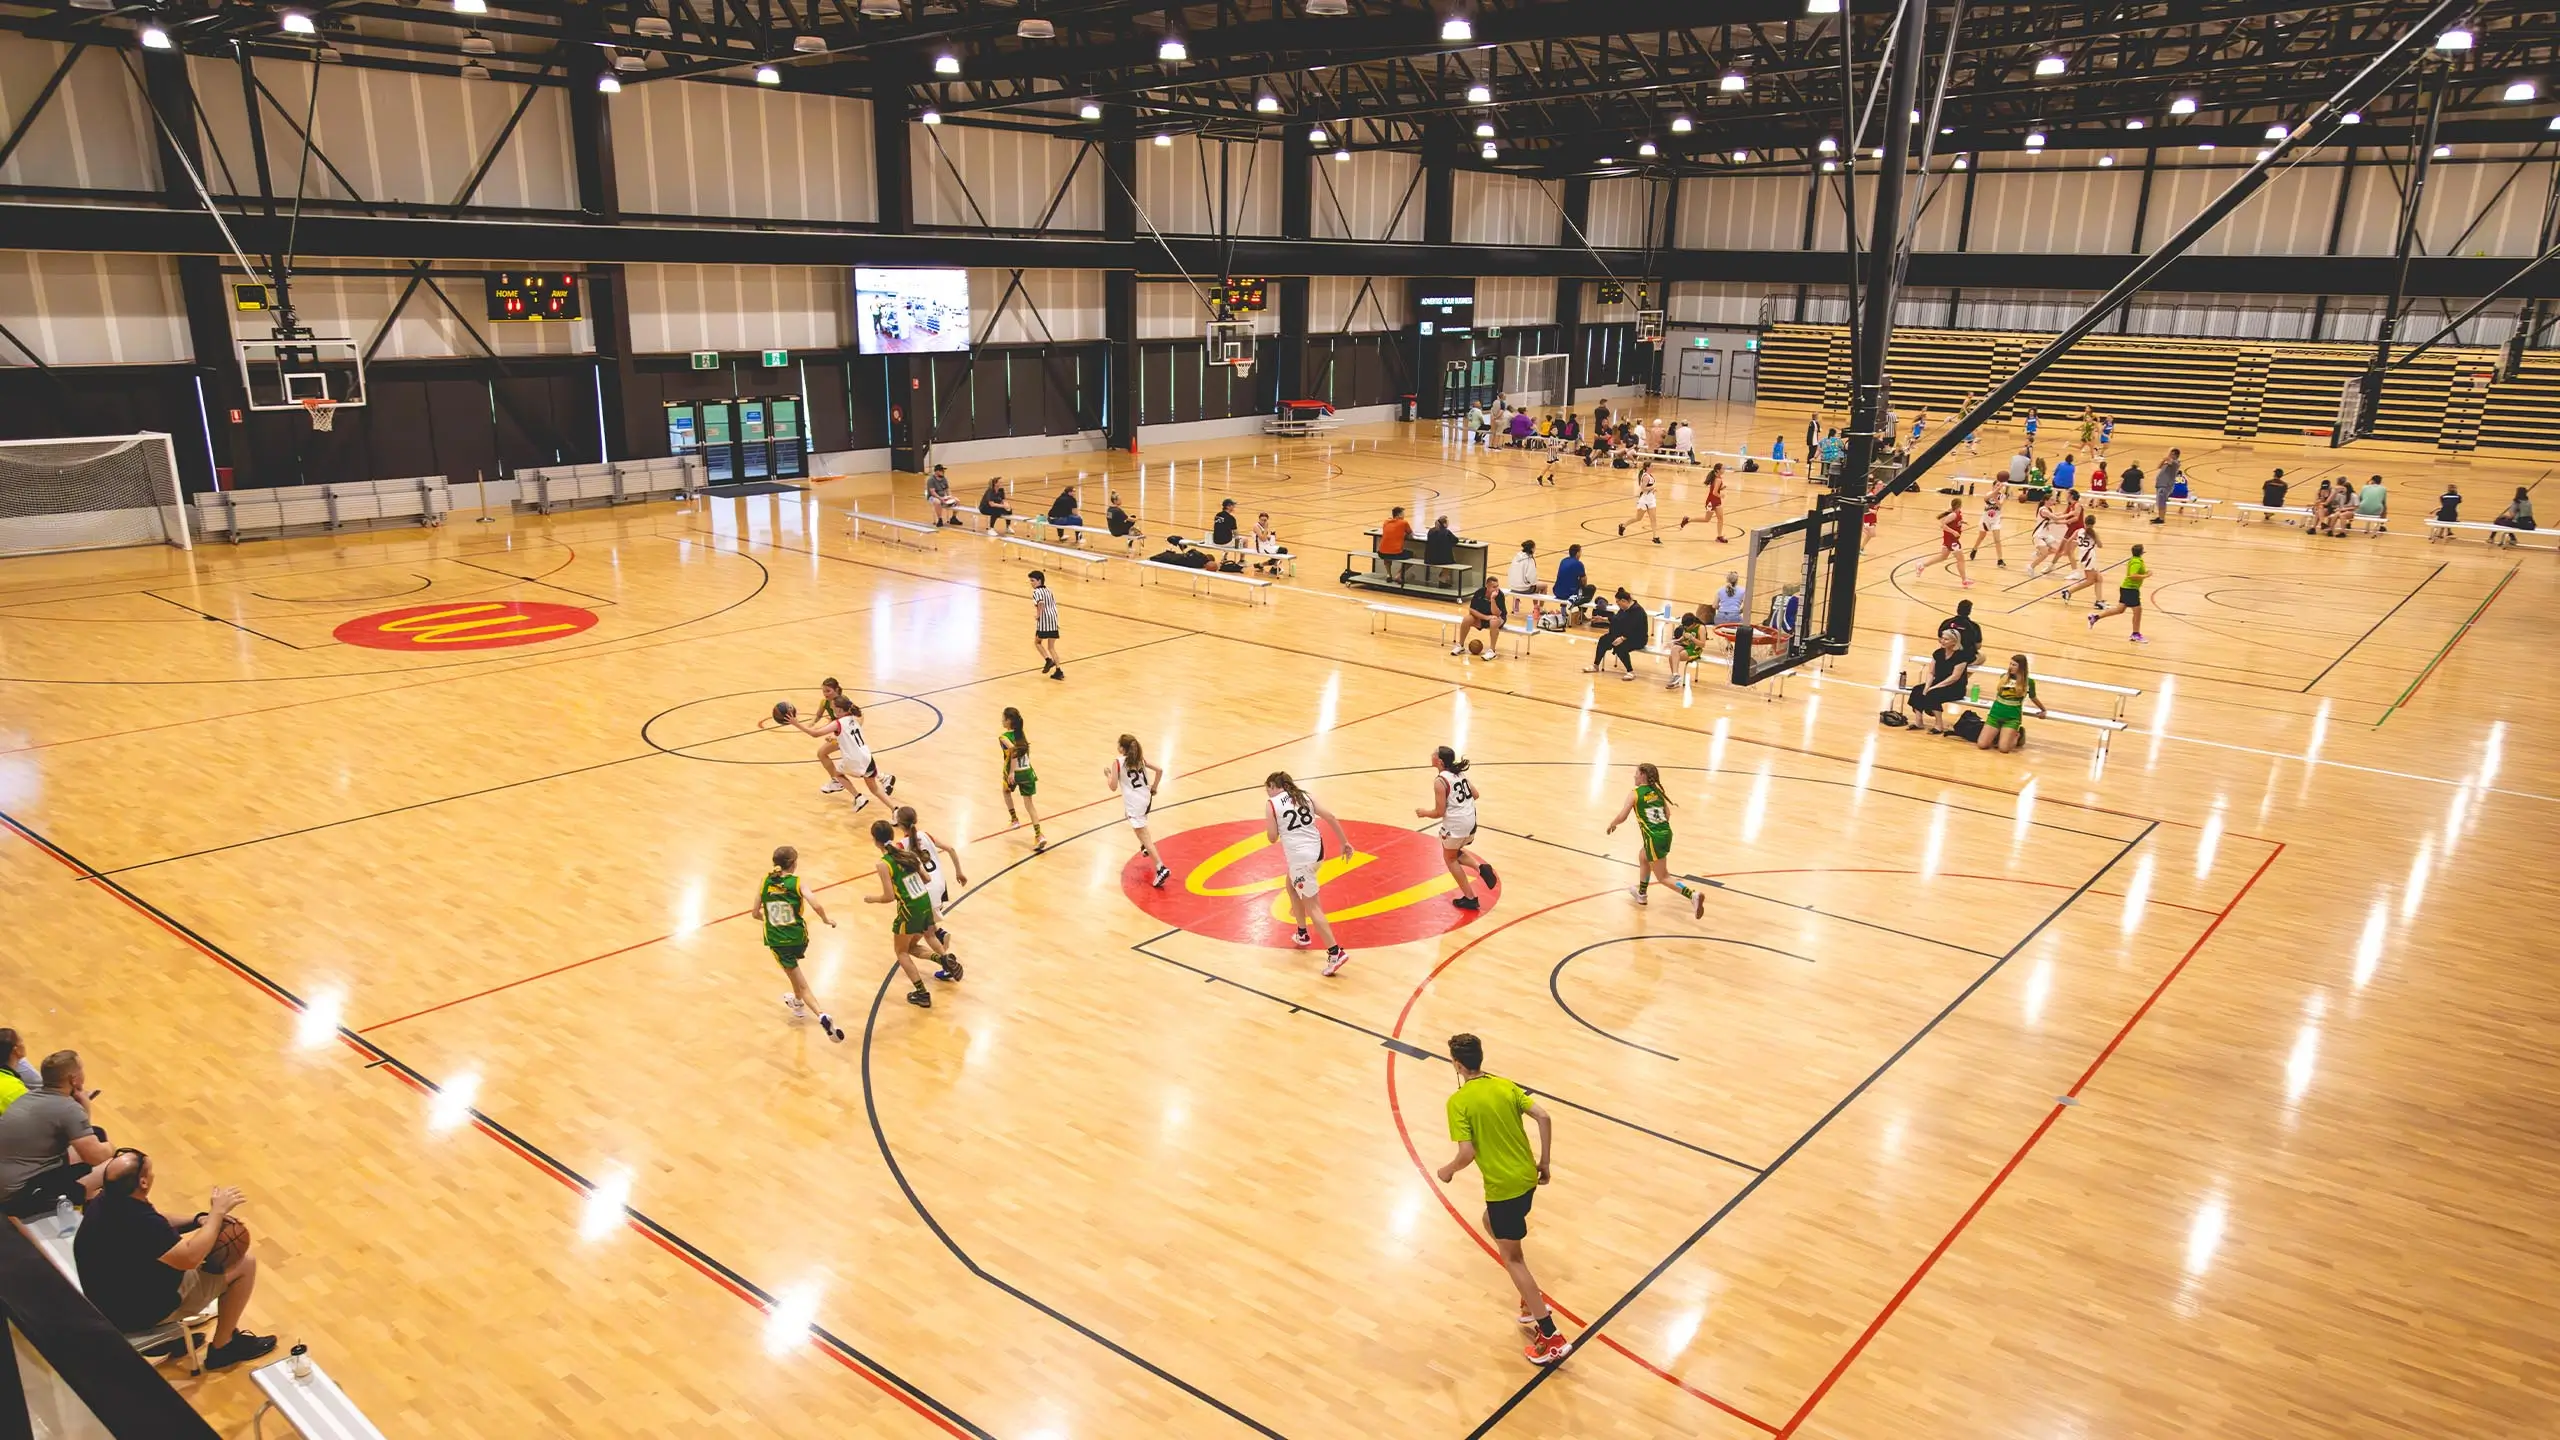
[1485,1189,1535,1240]
[1035,628,1060,641]
[2118,586,2143,608]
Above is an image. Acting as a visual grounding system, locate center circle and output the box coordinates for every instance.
[1120,818,1497,949]
[640,688,943,765]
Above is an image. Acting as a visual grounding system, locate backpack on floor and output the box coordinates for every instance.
[1951,710,1986,743]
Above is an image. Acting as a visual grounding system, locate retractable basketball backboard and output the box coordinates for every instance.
[1733,495,1861,686]
[237,334,368,414]
[1207,318,1257,379]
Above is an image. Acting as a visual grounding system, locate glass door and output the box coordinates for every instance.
[738,399,770,480]
[768,398,805,479]
[700,400,736,484]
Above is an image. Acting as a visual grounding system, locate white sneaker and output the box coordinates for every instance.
[850,792,871,812]
[1322,947,1351,976]
[1627,886,1649,906]
[783,995,808,1019]
[819,779,845,794]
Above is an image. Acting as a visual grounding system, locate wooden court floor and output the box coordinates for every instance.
[1,406,2555,1439]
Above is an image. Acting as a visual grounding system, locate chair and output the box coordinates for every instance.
[127,1299,221,1375]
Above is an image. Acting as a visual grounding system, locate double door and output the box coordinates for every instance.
[663,396,808,483]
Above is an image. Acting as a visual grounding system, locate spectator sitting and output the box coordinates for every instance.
[2008,448,2031,490]
[7,1032,35,1091]
[1211,498,1241,548]
[1584,587,1649,679]
[1466,401,1486,440]
[2435,483,2460,524]
[1550,544,1589,628]
[0,1050,109,1218]
[1047,485,1085,535]
[1376,506,1414,582]
[2357,474,2389,531]
[1910,630,1969,736]
[2492,486,2536,545]
[75,1150,275,1369]
[2261,468,2289,508]
[2320,477,2358,536]
[979,477,1014,534]
[1664,612,1706,688]
[1149,536,1213,569]
[1424,515,1459,588]
[924,465,961,526]
[2052,453,2078,493]
[1250,512,1288,575]
[2119,460,2145,497]
[1712,571,1748,627]
[1937,597,1983,666]
[0,1029,31,1113]
[1508,409,1535,448]
[1106,492,1145,543]
[1504,539,1549,625]
[1453,575,1507,658]
[2311,478,2335,527]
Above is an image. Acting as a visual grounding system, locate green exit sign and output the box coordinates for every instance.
[690,351,719,370]
[761,349,789,368]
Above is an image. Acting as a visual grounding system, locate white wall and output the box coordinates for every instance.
[1310,275,1401,331]
[1311,150,1423,240]
[189,56,575,210]
[625,264,845,353]
[0,40,159,193]
[1586,177,1666,249]
[968,268,1105,344]
[1137,136,1281,236]
[617,84,876,223]
[1678,174,1808,249]
[0,252,191,366]
[1667,282,1768,327]
[914,123,1096,230]
[1474,276,1555,327]
[1452,172,1561,246]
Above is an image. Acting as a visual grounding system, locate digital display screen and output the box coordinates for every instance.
[1411,278,1474,328]
[854,268,972,354]
[1218,277,1270,312]
[488,271,582,321]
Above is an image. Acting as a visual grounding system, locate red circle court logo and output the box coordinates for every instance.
[334,600,599,651]
[1122,819,1497,949]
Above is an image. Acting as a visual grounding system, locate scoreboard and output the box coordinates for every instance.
[487,271,583,322]
[1217,277,1270,312]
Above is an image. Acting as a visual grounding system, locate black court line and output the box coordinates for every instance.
[1460,819,2159,1440]
[248,574,434,604]
[1547,936,1822,1062]
[442,553,622,607]
[141,589,309,649]
[2299,560,2446,693]
[0,807,997,1440]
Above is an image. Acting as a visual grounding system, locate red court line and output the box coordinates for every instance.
[2382,562,2518,722]
[0,813,975,1440]
[1771,842,2284,1439]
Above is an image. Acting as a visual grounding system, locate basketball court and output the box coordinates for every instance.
[3,400,2553,1438]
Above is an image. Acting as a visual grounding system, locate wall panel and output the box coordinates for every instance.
[2417,157,2549,256]
[1310,275,1401,332]
[1452,172,1561,246]
[967,268,1105,344]
[1137,136,1282,235]
[1679,174,1810,250]
[625,264,845,353]
[0,251,191,366]
[1311,150,1423,240]
[1587,177,1666,249]
[913,123,1095,230]
[0,39,159,193]
[1967,168,2139,252]
[1474,276,1555,327]
[1666,282,1767,327]
[189,57,575,210]
[618,84,875,223]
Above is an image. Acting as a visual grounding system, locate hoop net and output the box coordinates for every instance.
[1229,358,1256,380]
[300,397,339,432]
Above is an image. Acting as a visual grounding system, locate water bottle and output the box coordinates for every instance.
[53,1194,75,1238]
[1969,681,1981,703]
[289,1343,313,1381]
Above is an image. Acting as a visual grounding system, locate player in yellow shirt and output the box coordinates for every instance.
[2087,542,2150,643]
[1435,1032,1569,1366]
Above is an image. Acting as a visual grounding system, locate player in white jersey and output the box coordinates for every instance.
[1265,771,1356,976]
[1106,733,1172,888]
[1617,463,1662,544]
[1415,745,1498,912]
[784,692,896,812]
[893,805,966,967]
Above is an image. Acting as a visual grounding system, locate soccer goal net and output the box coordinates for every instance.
[0,433,191,557]
[1503,353,1569,410]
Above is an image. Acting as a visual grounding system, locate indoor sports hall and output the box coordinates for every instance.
[1,4,2555,1440]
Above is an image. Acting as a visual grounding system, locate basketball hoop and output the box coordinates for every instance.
[1229,358,1256,381]
[299,397,339,432]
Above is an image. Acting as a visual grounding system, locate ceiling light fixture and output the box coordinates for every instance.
[1442,16,1472,42]
[792,33,826,53]
[1481,142,1497,158]
[2098,154,2114,167]
[2256,149,2271,160]
[1671,115,1692,133]
[1821,159,1837,171]
[2197,141,2215,151]
[2169,95,2197,115]
[2127,117,2147,130]
[598,72,621,92]
[315,42,340,62]
[2434,143,2454,157]
[280,10,316,34]
[2035,54,2066,76]
[934,52,959,74]
[2025,128,2045,148]
[1721,70,1746,92]
[139,22,172,48]
[1081,101,1103,120]
[455,0,490,13]
[1817,135,1837,153]
[754,63,779,84]
[1307,0,1350,13]
[1154,132,1173,146]
[921,108,941,123]
[1018,16,1055,39]
[1256,93,1280,112]
[1952,155,1966,169]
[1639,140,1658,156]
[1158,35,1187,62]
[2265,123,2289,140]
[2505,79,2538,102]
[1731,148,1747,162]
[2341,111,2362,124]
[460,60,490,80]
[2434,25,2473,51]
[858,0,901,14]
[1466,82,1491,104]
[1475,122,1494,137]
[1334,147,1350,160]
[1806,0,1840,12]
[1310,125,1328,143]
[460,30,494,54]
[613,51,647,71]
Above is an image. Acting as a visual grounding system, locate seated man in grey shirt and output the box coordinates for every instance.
[0,1050,109,1218]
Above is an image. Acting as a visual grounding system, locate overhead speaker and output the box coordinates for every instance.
[613,50,649,70]
[460,60,491,80]
[858,0,903,16]
[632,14,672,36]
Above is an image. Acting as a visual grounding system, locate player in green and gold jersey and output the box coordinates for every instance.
[866,818,951,1009]
[1605,762,1704,917]
[999,705,1046,852]
[758,845,841,1040]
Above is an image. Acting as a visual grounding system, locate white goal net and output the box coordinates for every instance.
[0,433,191,557]
[1503,353,1569,410]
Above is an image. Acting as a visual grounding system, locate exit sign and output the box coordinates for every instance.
[690,351,719,370]
[761,349,789,367]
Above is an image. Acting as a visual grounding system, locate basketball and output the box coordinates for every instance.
[1466,637,1484,656]
[771,700,797,725]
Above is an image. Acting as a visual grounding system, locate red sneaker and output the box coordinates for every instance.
[1524,1330,1574,1366]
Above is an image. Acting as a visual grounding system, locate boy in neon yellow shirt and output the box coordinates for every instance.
[1436,1032,1570,1365]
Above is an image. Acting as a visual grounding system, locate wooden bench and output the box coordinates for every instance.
[1137,559,1273,604]
[2427,518,2560,549]
[2236,502,2316,527]
[848,510,941,551]
[1947,696,2129,757]
[252,1355,389,1440]
[999,534,1111,579]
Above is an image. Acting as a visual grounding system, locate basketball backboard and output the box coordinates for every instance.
[237,334,368,413]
